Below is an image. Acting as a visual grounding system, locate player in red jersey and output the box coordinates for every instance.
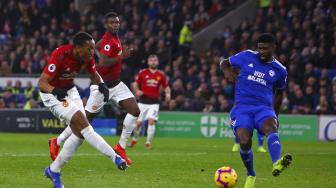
[50,12,139,166]
[128,54,171,149]
[39,32,127,188]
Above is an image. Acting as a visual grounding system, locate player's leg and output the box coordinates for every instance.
[85,84,109,122]
[236,128,256,188]
[231,135,240,152]
[128,120,142,148]
[145,104,159,149]
[52,110,127,171]
[111,82,140,165]
[46,88,126,170]
[145,118,156,149]
[236,128,255,176]
[49,87,93,161]
[258,115,292,176]
[257,132,266,153]
[256,107,292,176]
[129,103,147,148]
[115,97,140,165]
[231,108,256,188]
[48,125,72,161]
[118,98,140,148]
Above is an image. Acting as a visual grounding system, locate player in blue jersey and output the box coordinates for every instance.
[220,33,292,188]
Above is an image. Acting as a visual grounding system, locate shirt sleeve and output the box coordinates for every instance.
[43,49,62,79]
[86,58,97,74]
[135,72,142,84]
[99,39,113,57]
[161,73,168,88]
[228,50,248,69]
[275,70,288,89]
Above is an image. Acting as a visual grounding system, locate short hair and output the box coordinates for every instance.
[257,33,276,44]
[104,11,118,22]
[148,54,158,59]
[73,32,93,47]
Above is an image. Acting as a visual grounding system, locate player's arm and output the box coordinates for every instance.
[89,71,109,102]
[273,89,284,117]
[219,57,230,71]
[38,73,54,93]
[95,39,102,49]
[133,81,143,97]
[98,46,133,66]
[219,57,239,83]
[38,73,68,101]
[89,71,104,85]
[163,86,171,101]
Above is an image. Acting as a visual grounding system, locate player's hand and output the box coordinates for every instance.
[98,83,109,102]
[51,88,68,101]
[122,46,134,58]
[165,93,171,101]
[135,90,143,97]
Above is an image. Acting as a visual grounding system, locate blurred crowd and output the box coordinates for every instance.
[0,0,335,114]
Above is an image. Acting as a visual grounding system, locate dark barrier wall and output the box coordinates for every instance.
[0,109,66,133]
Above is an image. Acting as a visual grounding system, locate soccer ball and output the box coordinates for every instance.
[214,166,238,188]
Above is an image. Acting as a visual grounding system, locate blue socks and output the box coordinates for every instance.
[240,149,256,176]
[234,136,239,144]
[267,132,282,163]
[257,132,264,147]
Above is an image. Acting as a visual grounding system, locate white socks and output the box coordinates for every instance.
[132,123,141,141]
[51,134,83,172]
[80,126,117,160]
[119,113,137,148]
[50,126,118,173]
[57,126,72,146]
[146,125,156,144]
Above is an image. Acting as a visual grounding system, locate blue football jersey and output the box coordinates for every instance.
[228,50,287,107]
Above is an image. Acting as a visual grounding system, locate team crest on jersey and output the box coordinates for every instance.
[104,44,110,51]
[269,70,275,77]
[92,105,97,111]
[156,76,161,81]
[48,64,56,72]
[62,100,69,107]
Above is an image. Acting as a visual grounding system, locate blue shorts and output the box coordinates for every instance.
[230,105,277,136]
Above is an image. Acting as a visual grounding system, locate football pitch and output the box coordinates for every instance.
[0,133,335,188]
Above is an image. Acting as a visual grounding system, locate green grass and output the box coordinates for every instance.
[0,133,335,188]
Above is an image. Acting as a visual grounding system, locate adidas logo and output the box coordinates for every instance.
[248,64,254,68]
[272,141,280,145]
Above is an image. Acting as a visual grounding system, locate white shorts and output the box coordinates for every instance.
[39,87,85,125]
[138,103,160,122]
[85,81,135,113]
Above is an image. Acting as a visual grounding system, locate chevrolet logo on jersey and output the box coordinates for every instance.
[146,79,159,87]
[60,72,78,80]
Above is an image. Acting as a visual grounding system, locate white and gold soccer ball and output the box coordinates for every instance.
[214,166,238,188]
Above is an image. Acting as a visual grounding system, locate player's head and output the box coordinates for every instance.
[257,33,276,62]
[104,12,120,35]
[147,54,159,70]
[73,32,95,62]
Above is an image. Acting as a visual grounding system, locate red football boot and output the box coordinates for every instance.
[113,143,132,165]
[128,140,137,148]
[145,143,152,150]
[49,138,59,161]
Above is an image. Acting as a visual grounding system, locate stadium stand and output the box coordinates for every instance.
[0,0,335,114]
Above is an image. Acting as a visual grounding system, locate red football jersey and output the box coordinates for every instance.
[43,44,96,89]
[136,69,168,102]
[97,31,123,82]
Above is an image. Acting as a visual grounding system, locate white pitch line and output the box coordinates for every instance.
[0,152,208,157]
